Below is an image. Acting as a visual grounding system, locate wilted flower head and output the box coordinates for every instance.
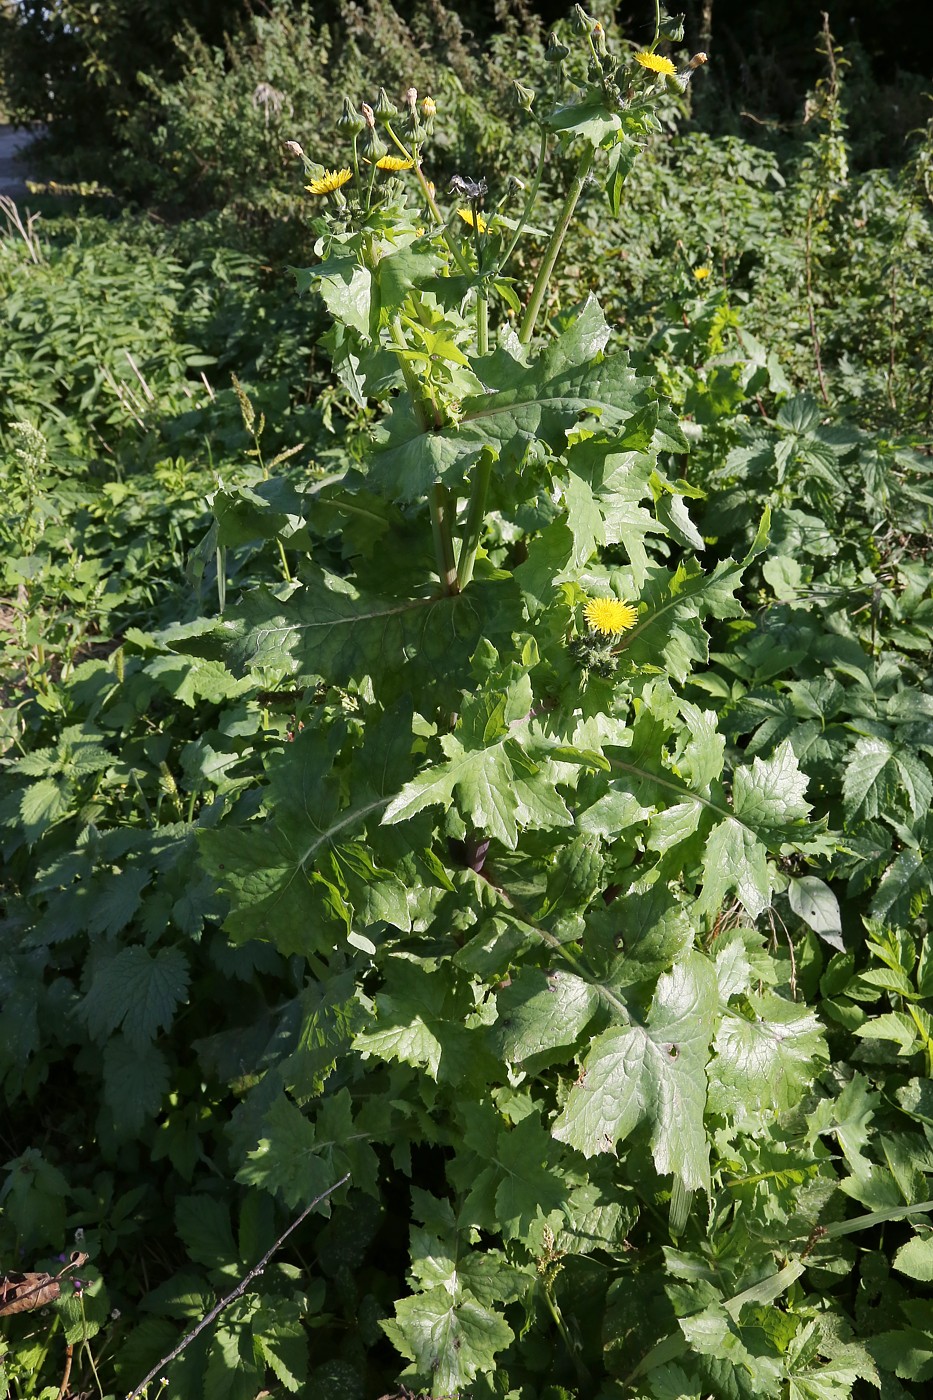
[449,174,488,201]
[283,139,304,158]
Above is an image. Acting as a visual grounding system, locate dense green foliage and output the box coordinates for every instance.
[2,7,933,1400]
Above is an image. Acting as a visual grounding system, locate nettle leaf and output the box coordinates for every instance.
[79,945,189,1048]
[552,952,718,1190]
[102,1036,170,1135]
[369,297,683,500]
[175,1196,238,1270]
[871,846,933,923]
[842,736,894,822]
[84,865,152,937]
[19,776,71,841]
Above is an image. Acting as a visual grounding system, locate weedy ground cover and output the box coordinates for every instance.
[1,5,933,1399]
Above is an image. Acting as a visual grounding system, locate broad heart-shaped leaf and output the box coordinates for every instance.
[296,256,374,339]
[552,952,718,1191]
[368,296,686,500]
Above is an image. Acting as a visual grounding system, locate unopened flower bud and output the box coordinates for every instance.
[659,10,686,42]
[373,87,397,123]
[359,124,388,162]
[337,97,365,135]
[422,96,436,118]
[592,20,608,55]
[545,31,570,62]
[511,79,535,113]
[571,4,594,34]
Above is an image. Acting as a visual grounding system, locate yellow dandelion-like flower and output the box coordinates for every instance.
[375,154,414,171]
[584,597,638,635]
[693,265,711,280]
[457,208,487,232]
[634,51,676,76]
[305,167,352,196]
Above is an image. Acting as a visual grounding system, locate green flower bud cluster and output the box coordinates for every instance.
[567,632,618,679]
[337,97,364,137]
[359,102,388,162]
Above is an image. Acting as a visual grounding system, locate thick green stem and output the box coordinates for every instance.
[429,484,459,595]
[389,318,458,595]
[501,125,549,273]
[456,448,495,590]
[476,289,489,356]
[519,145,595,345]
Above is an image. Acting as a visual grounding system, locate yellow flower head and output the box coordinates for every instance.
[305,168,352,196]
[635,51,676,76]
[693,265,711,280]
[584,597,638,635]
[457,208,487,232]
[375,155,414,171]
[422,96,437,117]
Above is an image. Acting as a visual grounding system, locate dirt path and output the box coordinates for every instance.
[0,125,43,200]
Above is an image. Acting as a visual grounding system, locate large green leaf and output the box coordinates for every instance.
[370,298,685,499]
[552,952,718,1190]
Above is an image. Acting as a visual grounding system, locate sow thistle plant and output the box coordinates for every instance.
[176,6,856,1395]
